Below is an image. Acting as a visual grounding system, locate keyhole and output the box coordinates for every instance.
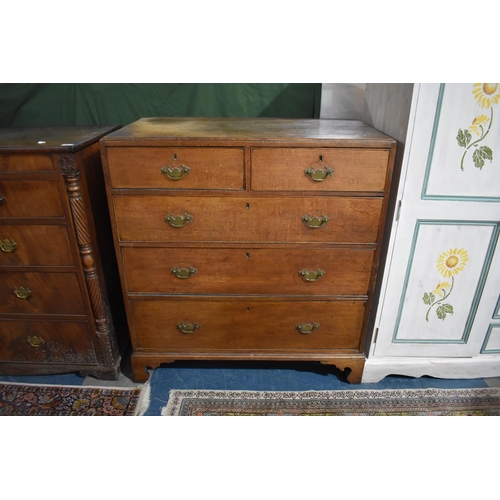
[247,307,251,312]
[173,154,177,161]
[246,203,250,210]
[319,154,323,162]
[246,252,250,258]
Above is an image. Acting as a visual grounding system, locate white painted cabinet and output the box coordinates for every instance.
[363,83,500,382]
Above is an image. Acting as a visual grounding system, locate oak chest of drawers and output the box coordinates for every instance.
[0,126,127,379]
[100,118,396,383]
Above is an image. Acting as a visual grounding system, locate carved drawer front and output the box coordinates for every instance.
[123,247,375,295]
[251,148,389,192]
[107,147,244,189]
[131,298,365,350]
[0,224,73,267]
[0,319,96,364]
[0,271,85,315]
[114,195,383,244]
[0,180,63,218]
[0,154,54,173]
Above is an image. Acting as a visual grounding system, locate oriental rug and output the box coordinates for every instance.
[0,381,150,416]
[162,387,500,416]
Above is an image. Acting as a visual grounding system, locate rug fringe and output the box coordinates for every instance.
[134,380,151,416]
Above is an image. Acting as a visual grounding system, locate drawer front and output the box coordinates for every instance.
[107,147,244,189]
[0,154,54,173]
[0,180,64,218]
[123,247,374,295]
[0,271,85,315]
[251,148,389,192]
[131,299,365,350]
[0,224,74,267]
[114,195,383,243]
[0,319,96,364]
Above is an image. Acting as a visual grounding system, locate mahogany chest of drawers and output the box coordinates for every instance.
[0,126,127,379]
[100,118,396,383]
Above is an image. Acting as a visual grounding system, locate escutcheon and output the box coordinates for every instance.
[0,194,5,205]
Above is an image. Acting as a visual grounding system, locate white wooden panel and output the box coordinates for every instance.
[394,222,494,342]
[425,84,500,200]
[482,326,500,352]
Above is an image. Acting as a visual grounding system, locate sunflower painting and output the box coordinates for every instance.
[456,83,499,171]
[422,248,469,321]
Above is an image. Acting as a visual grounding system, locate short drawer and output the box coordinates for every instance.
[0,319,96,364]
[123,247,374,295]
[0,271,85,315]
[0,224,74,267]
[251,148,389,192]
[106,147,244,189]
[114,195,383,244]
[131,298,365,350]
[0,154,54,173]
[0,180,64,218]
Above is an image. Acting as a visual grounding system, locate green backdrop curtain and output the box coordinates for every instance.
[0,84,322,127]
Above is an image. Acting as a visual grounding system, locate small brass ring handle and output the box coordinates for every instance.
[27,335,45,348]
[14,286,31,300]
[160,164,191,180]
[302,214,330,229]
[0,239,17,253]
[176,322,201,334]
[171,266,197,279]
[304,166,334,182]
[296,322,320,335]
[298,269,325,282]
[0,194,5,205]
[164,213,193,228]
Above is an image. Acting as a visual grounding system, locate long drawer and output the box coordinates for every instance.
[131,298,365,350]
[251,148,389,192]
[0,224,74,267]
[0,271,85,315]
[107,147,245,189]
[0,154,54,173]
[0,319,96,364]
[114,195,383,243]
[0,180,63,218]
[123,246,374,295]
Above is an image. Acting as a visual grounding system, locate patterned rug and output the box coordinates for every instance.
[162,387,500,416]
[0,381,150,416]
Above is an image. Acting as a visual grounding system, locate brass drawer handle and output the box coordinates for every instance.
[0,194,5,205]
[304,166,334,182]
[298,269,325,282]
[27,335,45,348]
[160,164,191,180]
[177,322,201,334]
[171,266,197,279]
[13,286,31,299]
[165,213,193,228]
[296,322,320,335]
[302,214,330,228]
[0,239,17,253]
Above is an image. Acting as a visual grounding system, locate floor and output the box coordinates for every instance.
[1,350,499,416]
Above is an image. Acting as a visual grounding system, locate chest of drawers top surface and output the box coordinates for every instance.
[101,117,394,146]
[0,126,120,153]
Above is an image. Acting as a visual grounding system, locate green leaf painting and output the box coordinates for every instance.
[457,83,498,171]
